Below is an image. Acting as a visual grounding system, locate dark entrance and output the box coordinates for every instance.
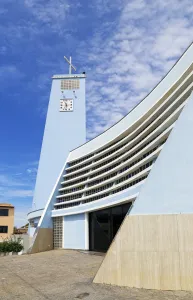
[89,202,132,252]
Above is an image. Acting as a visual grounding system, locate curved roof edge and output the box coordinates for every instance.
[27,208,44,219]
[69,42,193,161]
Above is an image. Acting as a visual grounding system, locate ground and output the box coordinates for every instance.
[0,250,193,300]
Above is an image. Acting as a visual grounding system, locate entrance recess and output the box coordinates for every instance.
[89,202,132,252]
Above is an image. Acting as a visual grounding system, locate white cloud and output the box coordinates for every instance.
[0,174,26,187]
[2,190,34,198]
[152,20,193,60]
[78,0,193,139]
[0,163,36,202]
[24,0,70,31]
[26,168,37,175]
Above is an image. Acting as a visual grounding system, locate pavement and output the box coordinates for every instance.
[0,249,193,300]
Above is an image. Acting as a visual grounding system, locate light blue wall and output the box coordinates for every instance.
[131,92,193,215]
[32,75,86,211]
[63,213,86,249]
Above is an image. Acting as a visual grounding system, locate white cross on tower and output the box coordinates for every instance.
[64,56,76,75]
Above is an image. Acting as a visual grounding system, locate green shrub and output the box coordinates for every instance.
[0,240,10,252]
[0,237,24,253]
[10,241,23,252]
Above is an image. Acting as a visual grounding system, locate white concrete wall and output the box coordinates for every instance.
[63,213,88,250]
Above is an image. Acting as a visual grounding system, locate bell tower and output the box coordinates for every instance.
[30,58,86,217]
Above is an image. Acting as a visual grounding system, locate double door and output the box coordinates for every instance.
[89,202,132,252]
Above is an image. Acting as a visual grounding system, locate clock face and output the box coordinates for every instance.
[60,99,73,112]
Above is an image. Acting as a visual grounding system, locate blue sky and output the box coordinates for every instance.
[0,0,193,227]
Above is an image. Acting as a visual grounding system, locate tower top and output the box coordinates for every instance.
[64,56,76,75]
[52,73,86,79]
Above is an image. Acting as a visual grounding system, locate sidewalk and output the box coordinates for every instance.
[0,250,192,300]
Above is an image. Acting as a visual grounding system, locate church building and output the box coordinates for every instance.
[28,44,193,291]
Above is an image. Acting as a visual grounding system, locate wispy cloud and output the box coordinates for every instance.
[24,0,70,32]
[2,189,33,198]
[77,0,193,139]
[0,174,26,187]
[26,168,37,177]
[0,173,34,200]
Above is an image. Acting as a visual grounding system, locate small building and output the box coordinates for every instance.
[0,203,14,240]
[14,223,29,235]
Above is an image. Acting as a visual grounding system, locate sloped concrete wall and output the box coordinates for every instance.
[94,214,193,291]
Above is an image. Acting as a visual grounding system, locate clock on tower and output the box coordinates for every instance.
[60,99,73,111]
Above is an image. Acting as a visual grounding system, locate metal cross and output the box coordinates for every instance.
[64,56,76,75]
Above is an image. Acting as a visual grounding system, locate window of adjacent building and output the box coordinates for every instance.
[0,226,8,233]
[0,209,9,216]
